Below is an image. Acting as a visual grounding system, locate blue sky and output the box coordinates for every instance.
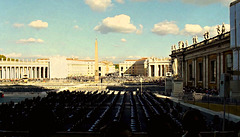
[0,0,233,63]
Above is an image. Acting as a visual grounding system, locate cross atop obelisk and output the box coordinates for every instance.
[95,38,99,82]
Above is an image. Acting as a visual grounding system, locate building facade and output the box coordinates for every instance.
[0,58,49,80]
[0,57,116,80]
[170,32,232,91]
[230,0,240,98]
[66,59,115,77]
[119,57,171,77]
[170,1,240,98]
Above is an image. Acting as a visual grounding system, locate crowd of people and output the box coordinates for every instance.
[183,86,219,95]
[0,90,239,137]
[67,75,163,84]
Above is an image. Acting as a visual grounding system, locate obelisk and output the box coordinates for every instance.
[95,38,99,82]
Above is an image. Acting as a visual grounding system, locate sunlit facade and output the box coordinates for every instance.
[170,32,232,91]
[0,57,116,79]
[119,57,171,77]
[0,58,49,80]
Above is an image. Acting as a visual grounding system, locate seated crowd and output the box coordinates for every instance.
[0,90,239,137]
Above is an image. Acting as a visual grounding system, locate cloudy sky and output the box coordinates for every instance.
[0,0,233,63]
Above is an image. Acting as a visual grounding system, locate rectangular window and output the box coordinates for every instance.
[210,60,216,82]
[198,62,203,81]
[121,67,123,71]
[99,67,101,71]
[189,64,193,81]
[226,54,232,72]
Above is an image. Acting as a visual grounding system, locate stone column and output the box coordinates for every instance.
[185,60,188,86]
[194,59,197,87]
[203,57,206,88]
[159,65,162,76]
[34,67,37,79]
[43,67,46,78]
[4,67,6,79]
[11,67,13,79]
[13,66,17,79]
[17,67,20,79]
[39,67,42,78]
[12,67,15,79]
[6,67,9,79]
[23,67,25,77]
[181,61,184,79]
[0,67,2,79]
[9,67,12,79]
[220,53,224,74]
[21,67,23,78]
[158,65,161,77]
[154,65,158,77]
[28,67,31,79]
[47,67,49,79]
[148,65,151,77]
[31,67,33,79]
[162,65,164,77]
[217,53,220,90]
[3,67,5,79]
[205,56,209,89]
[2,67,4,79]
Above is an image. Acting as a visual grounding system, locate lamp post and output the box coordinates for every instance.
[140,78,143,95]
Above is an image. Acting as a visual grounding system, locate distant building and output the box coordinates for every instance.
[0,57,116,80]
[119,57,171,77]
[49,57,116,78]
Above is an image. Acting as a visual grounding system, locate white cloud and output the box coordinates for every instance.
[26,54,48,59]
[136,24,143,34]
[13,23,24,28]
[85,0,113,12]
[74,25,79,29]
[116,0,125,3]
[28,20,48,29]
[94,14,138,34]
[152,21,179,35]
[159,0,173,2]
[152,21,230,37]
[70,55,79,59]
[74,25,82,30]
[127,55,142,59]
[105,56,116,60]
[101,56,120,63]
[5,52,22,58]
[16,38,44,44]
[121,38,127,42]
[181,24,203,36]
[84,57,93,60]
[131,0,149,2]
[181,0,234,6]
[181,23,230,37]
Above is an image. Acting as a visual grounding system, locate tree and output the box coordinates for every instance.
[0,55,19,61]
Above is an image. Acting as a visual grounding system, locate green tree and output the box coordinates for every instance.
[115,64,119,69]
[0,55,18,61]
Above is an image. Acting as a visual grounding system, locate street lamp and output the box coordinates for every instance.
[140,78,143,95]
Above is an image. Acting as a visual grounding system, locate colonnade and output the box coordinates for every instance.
[0,66,49,79]
[0,59,49,80]
[148,64,169,77]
